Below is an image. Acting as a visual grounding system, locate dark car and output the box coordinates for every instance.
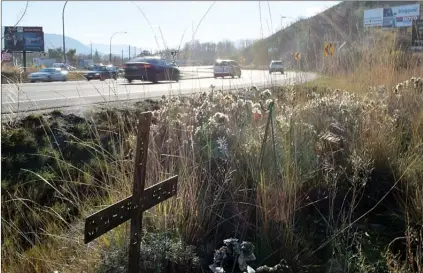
[84,65,118,81]
[213,60,241,78]
[123,57,180,84]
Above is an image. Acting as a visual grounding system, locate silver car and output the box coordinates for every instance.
[28,68,68,83]
[269,60,284,74]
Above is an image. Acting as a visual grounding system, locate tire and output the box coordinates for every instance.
[238,73,241,78]
[30,80,35,83]
[127,79,132,83]
[47,76,52,82]
[62,77,67,82]
[281,70,284,74]
[269,71,272,74]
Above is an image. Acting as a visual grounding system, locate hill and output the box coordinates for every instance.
[243,1,422,69]
[42,33,135,56]
[43,33,91,54]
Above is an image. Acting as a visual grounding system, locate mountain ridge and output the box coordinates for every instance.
[44,33,137,56]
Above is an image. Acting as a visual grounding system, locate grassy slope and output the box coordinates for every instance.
[244,1,422,67]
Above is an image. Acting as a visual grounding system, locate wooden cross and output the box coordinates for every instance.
[83,111,178,273]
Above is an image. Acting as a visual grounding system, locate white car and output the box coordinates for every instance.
[28,68,68,83]
[214,59,241,79]
[53,63,66,69]
[269,60,284,74]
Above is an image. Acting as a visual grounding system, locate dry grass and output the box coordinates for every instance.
[2,27,423,273]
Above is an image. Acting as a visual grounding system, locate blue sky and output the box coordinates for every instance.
[2,1,340,50]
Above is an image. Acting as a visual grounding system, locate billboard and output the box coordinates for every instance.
[412,19,423,46]
[3,26,45,52]
[364,3,420,28]
[364,8,384,27]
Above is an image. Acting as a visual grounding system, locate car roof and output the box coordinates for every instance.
[216,59,235,62]
[126,57,167,64]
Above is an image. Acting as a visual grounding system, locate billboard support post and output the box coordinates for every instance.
[23,51,27,73]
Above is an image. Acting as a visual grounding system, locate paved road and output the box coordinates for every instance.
[1,67,317,114]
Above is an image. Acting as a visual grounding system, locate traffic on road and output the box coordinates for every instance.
[2,69,315,114]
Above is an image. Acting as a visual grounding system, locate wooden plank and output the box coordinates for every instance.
[128,111,151,273]
[84,195,133,244]
[83,175,178,244]
[140,175,178,211]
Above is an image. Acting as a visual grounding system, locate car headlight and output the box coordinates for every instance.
[95,73,100,76]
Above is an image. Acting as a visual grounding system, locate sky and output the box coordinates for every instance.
[2,1,340,51]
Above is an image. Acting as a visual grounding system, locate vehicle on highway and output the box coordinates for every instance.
[28,68,68,83]
[53,63,66,69]
[123,56,181,84]
[269,60,284,74]
[84,65,118,81]
[213,59,241,79]
[88,64,104,71]
[65,64,76,71]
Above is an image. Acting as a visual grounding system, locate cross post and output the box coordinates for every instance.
[84,111,178,273]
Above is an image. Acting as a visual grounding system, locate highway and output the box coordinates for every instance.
[1,66,317,115]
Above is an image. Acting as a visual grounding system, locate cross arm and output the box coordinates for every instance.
[84,175,178,244]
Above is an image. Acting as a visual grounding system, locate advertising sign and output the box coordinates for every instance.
[1,51,13,62]
[3,26,45,52]
[412,19,423,46]
[364,8,383,27]
[364,3,420,28]
[389,4,421,28]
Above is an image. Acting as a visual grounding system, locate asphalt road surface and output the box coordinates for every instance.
[1,66,317,114]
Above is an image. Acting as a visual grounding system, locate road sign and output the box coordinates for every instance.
[294,52,301,60]
[324,42,335,57]
[84,112,178,273]
[412,19,423,47]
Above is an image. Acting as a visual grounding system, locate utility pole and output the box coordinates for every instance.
[129,45,131,59]
[109,31,127,64]
[62,1,68,63]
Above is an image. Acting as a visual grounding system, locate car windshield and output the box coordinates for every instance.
[272,62,283,65]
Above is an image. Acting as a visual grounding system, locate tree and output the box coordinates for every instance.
[48,48,63,60]
[93,49,101,62]
[66,49,77,64]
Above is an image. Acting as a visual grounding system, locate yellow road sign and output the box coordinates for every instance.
[295,52,301,60]
[324,42,335,57]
